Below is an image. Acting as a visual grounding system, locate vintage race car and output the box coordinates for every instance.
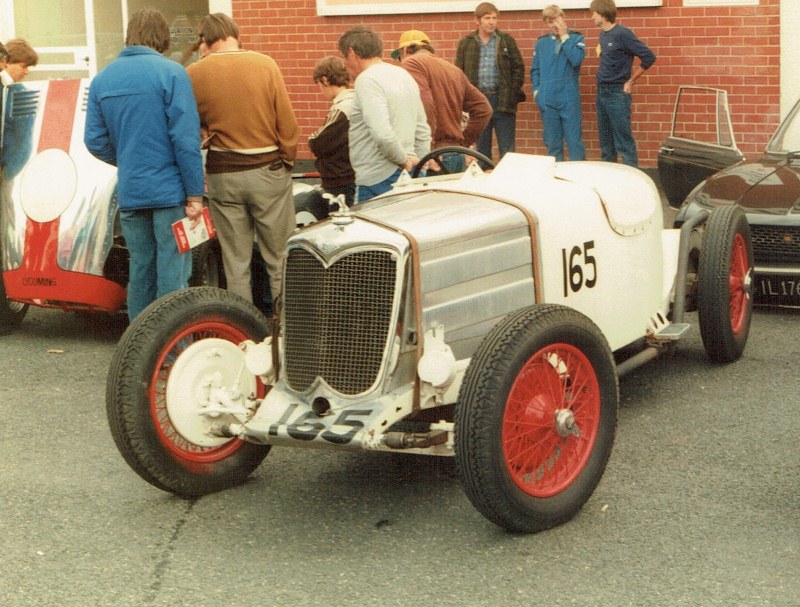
[659,86,800,306]
[106,149,754,533]
[0,78,325,332]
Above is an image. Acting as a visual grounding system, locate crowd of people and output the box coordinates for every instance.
[2,0,656,322]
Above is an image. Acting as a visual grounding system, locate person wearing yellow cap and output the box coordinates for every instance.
[393,30,491,174]
[338,26,430,203]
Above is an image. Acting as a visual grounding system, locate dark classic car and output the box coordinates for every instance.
[659,86,800,306]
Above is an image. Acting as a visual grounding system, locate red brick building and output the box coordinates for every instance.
[230,0,781,169]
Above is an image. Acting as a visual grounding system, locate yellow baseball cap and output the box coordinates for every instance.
[391,30,431,60]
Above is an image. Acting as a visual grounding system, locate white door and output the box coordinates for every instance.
[0,0,212,81]
[0,0,105,80]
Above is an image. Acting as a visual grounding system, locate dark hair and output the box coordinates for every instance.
[313,56,350,87]
[403,42,435,55]
[589,0,617,23]
[338,26,382,59]
[125,8,170,53]
[6,38,38,67]
[199,13,239,47]
[475,2,498,19]
[0,41,8,64]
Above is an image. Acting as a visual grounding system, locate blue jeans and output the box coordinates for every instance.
[356,168,402,203]
[121,206,191,321]
[426,152,466,175]
[476,92,516,169]
[596,86,638,167]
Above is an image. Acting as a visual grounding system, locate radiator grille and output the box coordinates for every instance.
[283,247,398,395]
[750,224,800,264]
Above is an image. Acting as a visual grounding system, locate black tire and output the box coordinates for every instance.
[410,145,495,178]
[456,304,619,533]
[697,205,753,363]
[106,287,271,498]
[0,276,28,334]
[294,187,329,227]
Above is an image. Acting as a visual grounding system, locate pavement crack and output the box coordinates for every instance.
[143,499,197,604]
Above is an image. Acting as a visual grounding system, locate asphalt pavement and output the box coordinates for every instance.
[1,188,799,605]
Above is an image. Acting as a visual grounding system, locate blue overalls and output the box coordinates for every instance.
[531,31,586,161]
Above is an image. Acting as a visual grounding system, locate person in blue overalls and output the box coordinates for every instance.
[531,5,586,161]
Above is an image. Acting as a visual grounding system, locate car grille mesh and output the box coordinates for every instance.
[749,225,800,264]
[283,248,397,395]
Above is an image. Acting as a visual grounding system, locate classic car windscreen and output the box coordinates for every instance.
[670,86,735,148]
[766,97,800,154]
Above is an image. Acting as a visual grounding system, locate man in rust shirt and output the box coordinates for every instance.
[393,30,491,174]
[187,13,298,313]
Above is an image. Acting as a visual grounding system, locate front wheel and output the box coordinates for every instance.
[456,305,619,533]
[106,287,272,498]
[697,205,753,363]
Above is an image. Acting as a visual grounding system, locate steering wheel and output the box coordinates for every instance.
[410,146,496,178]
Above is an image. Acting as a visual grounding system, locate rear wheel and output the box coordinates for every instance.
[456,305,619,533]
[106,287,271,497]
[697,205,753,362]
[0,277,28,334]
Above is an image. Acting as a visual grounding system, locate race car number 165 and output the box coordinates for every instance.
[562,240,597,297]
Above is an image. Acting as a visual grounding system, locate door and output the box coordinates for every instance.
[658,86,744,208]
[1,0,209,80]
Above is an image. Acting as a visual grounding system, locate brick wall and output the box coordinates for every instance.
[232,0,780,168]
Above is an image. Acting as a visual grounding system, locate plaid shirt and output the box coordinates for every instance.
[455,28,525,114]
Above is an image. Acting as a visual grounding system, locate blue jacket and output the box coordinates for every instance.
[84,46,204,211]
[531,31,585,110]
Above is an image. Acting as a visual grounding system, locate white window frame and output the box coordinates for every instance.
[317,0,661,17]
[683,0,758,6]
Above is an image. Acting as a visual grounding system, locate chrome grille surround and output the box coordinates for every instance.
[282,243,403,397]
[750,224,800,264]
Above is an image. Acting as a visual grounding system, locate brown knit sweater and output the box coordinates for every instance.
[187,50,298,173]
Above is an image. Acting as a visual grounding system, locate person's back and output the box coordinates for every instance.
[84,8,204,321]
[187,49,297,165]
[90,49,199,207]
[339,26,430,202]
[187,12,298,312]
[394,31,491,161]
[349,61,428,187]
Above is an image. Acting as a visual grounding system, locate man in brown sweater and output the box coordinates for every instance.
[393,30,491,173]
[187,13,298,312]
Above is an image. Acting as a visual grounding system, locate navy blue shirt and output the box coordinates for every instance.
[596,24,655,85]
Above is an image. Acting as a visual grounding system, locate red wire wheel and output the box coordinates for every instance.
[107,287,272,498]
[698,205,754,363]
[456,304,618,533]
[728,232,750,335]
[502,343,600,498]
[149,320,264,463]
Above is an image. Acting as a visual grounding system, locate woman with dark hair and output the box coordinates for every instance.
[84,8,205,321]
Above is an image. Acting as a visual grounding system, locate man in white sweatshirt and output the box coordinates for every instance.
[338,26,431,203]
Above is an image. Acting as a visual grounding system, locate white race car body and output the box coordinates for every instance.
[107,151,753,533]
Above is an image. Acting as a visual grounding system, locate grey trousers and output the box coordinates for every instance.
[206,164,294,304]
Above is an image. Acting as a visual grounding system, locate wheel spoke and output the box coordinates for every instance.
[503,343,601,497]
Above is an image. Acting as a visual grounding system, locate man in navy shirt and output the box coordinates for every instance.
[590,0,655,167]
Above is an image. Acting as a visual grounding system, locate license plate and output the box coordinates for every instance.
[755,275,800,306]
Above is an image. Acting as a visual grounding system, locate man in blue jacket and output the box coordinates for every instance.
[85,8,205,321]
[531,4,586,161]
